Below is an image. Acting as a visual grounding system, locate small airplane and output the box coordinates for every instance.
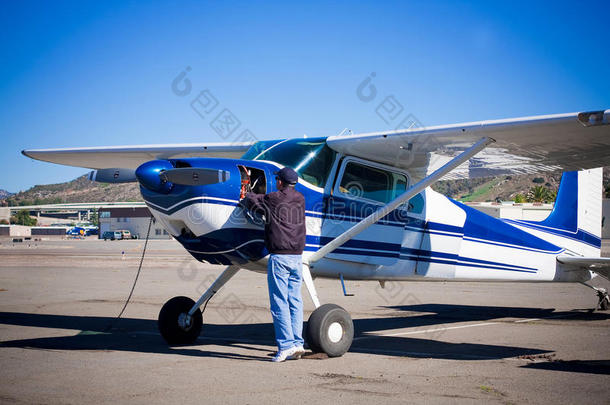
[22,109,610,357]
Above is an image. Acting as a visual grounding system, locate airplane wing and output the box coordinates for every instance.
[22,142,255,170]
[557,256,610,280]
[327,110,610,181]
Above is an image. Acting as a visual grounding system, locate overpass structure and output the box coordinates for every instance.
[2,202,146,223]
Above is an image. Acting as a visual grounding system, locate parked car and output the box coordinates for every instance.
[102,231,122,241]
[118,230,132,239]
[102,230,137,240]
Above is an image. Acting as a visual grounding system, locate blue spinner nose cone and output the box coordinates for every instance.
[136,160,174,194]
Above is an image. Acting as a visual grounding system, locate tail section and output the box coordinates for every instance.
[533,168,602,256]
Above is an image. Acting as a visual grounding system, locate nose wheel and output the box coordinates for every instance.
[158,296,203,344]
[306,304,354,357]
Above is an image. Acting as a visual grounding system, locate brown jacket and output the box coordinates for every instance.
[244,187,306,254]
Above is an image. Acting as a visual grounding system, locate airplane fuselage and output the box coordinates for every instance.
[137,152,598,284]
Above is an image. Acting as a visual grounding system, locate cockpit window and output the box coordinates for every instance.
[249,137,336,188]
[338,161,409,204]
[241,140,282,161]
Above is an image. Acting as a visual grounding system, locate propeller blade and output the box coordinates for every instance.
[160,168,230,186]
[88,168,137,183]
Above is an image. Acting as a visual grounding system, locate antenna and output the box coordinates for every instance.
[337,128,352,137]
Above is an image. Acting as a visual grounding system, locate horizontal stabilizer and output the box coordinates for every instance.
[557,256,610,280]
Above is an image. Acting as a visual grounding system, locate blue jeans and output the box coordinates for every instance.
[267,254,304,351]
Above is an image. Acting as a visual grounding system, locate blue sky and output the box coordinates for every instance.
[2,0,609,192]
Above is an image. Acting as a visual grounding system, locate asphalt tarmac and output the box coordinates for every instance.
[0,238,609,404]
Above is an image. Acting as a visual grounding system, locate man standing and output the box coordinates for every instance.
[243,167,307,362]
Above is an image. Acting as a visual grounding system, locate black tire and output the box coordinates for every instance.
[158,296,202,345]
[601,296,609,311]
[306,303,353,357]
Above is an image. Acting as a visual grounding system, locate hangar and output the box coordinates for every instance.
[98,206,171,240]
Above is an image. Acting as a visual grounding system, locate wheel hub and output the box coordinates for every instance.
[327,322,343,343]
[177,313,192,330]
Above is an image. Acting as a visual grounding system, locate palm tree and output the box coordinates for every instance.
[527,185,553,203]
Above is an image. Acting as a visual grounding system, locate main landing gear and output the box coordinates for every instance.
[157,264,355,357]
[596,288,609,311]
[301,263,354,357]
[306,304,354,357]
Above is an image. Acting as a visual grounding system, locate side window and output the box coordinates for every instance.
[338,161,408,203]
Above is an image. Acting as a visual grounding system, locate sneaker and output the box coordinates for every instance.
[288,345,306,360]
[271,347,296,363]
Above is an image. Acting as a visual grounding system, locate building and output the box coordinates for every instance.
[98,207,171,239]
[0,207,9,223]
[0,225,32,237]
[31,227,69,237]
[466,202,553,221]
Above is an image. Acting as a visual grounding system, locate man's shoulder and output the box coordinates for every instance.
[266,190,283,199]
[266,188,305,203]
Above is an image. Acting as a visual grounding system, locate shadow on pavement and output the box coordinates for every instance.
[3,303,597,360]
[521,360,610,375]
[354,304,608,335]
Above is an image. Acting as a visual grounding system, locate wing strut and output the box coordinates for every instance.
[305,137,495,266]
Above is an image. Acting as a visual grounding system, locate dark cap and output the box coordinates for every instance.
[274,167,299,184]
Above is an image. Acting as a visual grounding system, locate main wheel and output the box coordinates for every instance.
[158,296,202,345]
[306,303,353,357]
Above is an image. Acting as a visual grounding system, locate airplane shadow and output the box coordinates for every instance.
[520,360,610,375]
[350,304,609,363]
[0,304,607,363]
[366,303,610,332]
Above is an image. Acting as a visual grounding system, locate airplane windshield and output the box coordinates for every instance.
[250,137,335,188]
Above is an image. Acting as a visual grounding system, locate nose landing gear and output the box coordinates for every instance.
[158,266,240,345]
[158,296,203,344]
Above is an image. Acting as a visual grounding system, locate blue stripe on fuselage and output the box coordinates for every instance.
[502,219,601,248]
[449,199,564,254]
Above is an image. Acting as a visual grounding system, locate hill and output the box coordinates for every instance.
[433,172,564,202]
[0,189,12,200]
[2,175,142,206]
